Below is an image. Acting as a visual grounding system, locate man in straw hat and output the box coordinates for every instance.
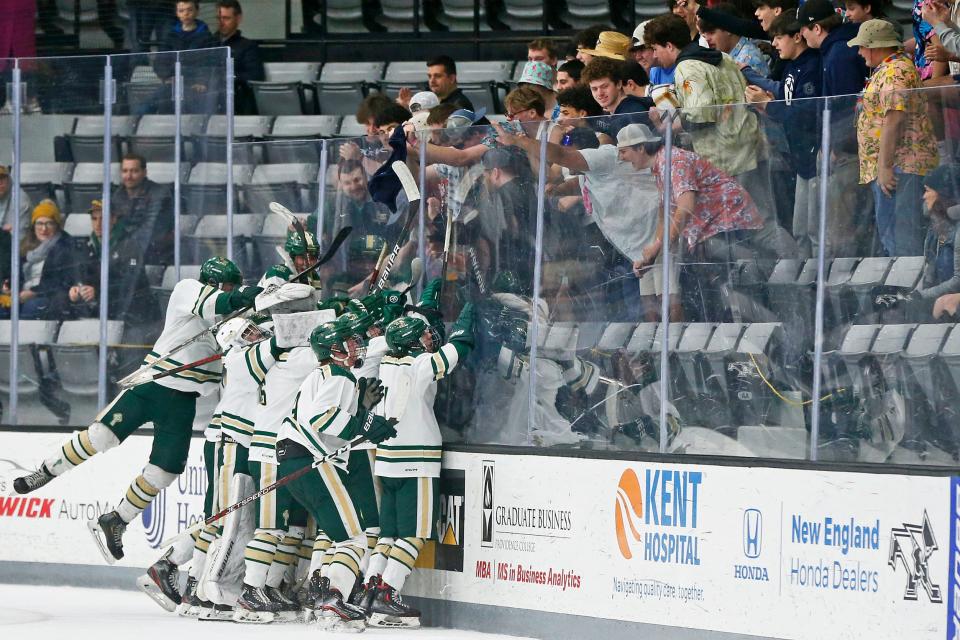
[851,18,938,257]
[577,30,631,64]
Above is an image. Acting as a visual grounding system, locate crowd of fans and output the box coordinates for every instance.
[5,0,960,457]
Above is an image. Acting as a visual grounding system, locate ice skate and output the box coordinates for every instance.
[232,584,278,624]
[317,587,367,632]
[177,576,212,617]
[264,585,300,622]
[87,511,126,564]
[136,549,181,612]
[367,582,421,628]
[358,575,381,615]
[198,603,234,621]
[13,464,54,494]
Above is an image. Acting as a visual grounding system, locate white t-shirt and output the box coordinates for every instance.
[578,145,660,261]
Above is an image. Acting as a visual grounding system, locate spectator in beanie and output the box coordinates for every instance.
[518,60,559,119]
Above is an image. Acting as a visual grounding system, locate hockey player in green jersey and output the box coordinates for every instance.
[13,256,262,565]
[275,316,398,631]
[362,290,476,628]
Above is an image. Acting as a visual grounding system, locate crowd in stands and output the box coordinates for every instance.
[7,0,960,459]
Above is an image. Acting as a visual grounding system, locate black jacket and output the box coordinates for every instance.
[220,30,265,115]
[111,180,174,265]
[73,228,159,323]
[21,232,78,320]
[766,48,823,180]
[440,87,475,112]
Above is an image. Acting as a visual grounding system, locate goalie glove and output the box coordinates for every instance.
[254,282,314,312]
[357,377,384,411]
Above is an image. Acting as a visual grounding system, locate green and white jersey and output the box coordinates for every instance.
[259,264,293,288]
[218,339,278,448]
[144,279,226,396]
[351,335,389,452]
[375,342,461,478]
[249,345,315,464]
[277,363,359,467]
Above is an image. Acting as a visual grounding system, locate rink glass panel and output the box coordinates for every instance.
[813,86,960,467]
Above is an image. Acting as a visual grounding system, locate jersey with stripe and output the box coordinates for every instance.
[277,364,359,467]
[144,278,226,396]
[218,339,278,448]
[374,343,461,478]
[351,335,389,452]
[249,345,316,464]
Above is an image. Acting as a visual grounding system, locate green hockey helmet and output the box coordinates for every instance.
[284,229,319,258]
[200,256,242,288]
[309,317,365,367]
[385,316,428,356]
[339,311,376,338]
[491,271,524,295]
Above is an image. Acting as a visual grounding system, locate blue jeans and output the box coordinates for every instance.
[871,170,925,257]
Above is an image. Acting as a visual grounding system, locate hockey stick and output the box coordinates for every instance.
[157,421,393,548]
[119,353,223,389]
[371,161,422,294]
[117,226,353,388]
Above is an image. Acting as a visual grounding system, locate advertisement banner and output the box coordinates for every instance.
[406,453,952,640]
[0,432,207,567]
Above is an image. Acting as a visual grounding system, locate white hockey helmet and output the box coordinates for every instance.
[216,317,268,352]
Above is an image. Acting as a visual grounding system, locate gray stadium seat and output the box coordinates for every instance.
[264,62,321,84]
[74,115,137,137]
[442,0,487,30]
[65,162,120,213]
[153,264,201,309]
[566,0,610,26]
[20,162,72,208]
[338,118,367,138]
[142,162,189,185]
[68,114,135,164]
[314,62,384,117]
[183,214,264,273]
[249,81,309,116]
[503,0,544,28]
[381,61,429,94]
[205,115,273,138]
[380,0,416,31]
[455,61,514,83]
[324,0,365,31]
[319,62,386,84]
[263,116,339,163]
[64,213,92,236]
[241,163,317,213]
[183,163,252,216]
[271,115,342,138]
[52,320,124,396]
[0,320,59,397]
[135,114,208,136]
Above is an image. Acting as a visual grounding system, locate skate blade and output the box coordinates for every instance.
[316,614,365,633]
[275,610,300,623]
[367,612,420,628]
[198,608,233,622]
[299,608,314,624]
[176,603,203,618]
[231,609,275,624]
[135,574,178,612]
[86,520,117,565]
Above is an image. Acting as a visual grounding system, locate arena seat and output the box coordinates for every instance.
[0,320,60,397]
[183,214,264,275]
[65,162,120,213]
[183,163,253,216]
[249,81,310,116]
[381,61,429,96]
[338,118,367,138]
[142,162,190,185]
[263,62,321,84]
[52,320,125,397]
[241,163,318,213]
[441,0,487,30]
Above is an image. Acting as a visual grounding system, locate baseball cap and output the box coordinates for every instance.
[616,123,661,148]
[409,91,439,113]
[631,21,651,50]
[796,0,838,24]
[447,108,488,128]
[0,166,9,177]
[88,199,103,212]
[847,18,902,48]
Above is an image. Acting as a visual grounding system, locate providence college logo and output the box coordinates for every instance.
[888,510,942,603]
[481,461,494,548]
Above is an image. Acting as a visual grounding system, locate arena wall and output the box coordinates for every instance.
[0,431,955,640]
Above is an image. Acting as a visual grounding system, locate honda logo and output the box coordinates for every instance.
[743,508,762,559]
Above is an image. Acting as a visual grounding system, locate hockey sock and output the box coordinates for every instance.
[242,530,280,588]
[266,527,304,589]
[189,524,220,579]
[295,535,313,584]
[309,532,332,577]
[45,423,118,476]
[116,465,176,523]
[381,537,425,592]
[168,530,195,566]
[359,527,380,574]
[327,535,366,597]
[364,536,393,582]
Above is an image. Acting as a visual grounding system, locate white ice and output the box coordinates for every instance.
[0,584,532,640]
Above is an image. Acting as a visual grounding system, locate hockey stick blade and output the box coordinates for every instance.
[157,434,370,548]
[392,160,420,203]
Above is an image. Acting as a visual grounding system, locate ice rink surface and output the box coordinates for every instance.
[0,584,531,640]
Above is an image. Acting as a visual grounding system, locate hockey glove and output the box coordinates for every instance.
[357,377,384,411]
[362,415,398,445]
[419,277,443,311]
[348,292,385,317]
[448,302,475,350]
[216,285,264,314]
